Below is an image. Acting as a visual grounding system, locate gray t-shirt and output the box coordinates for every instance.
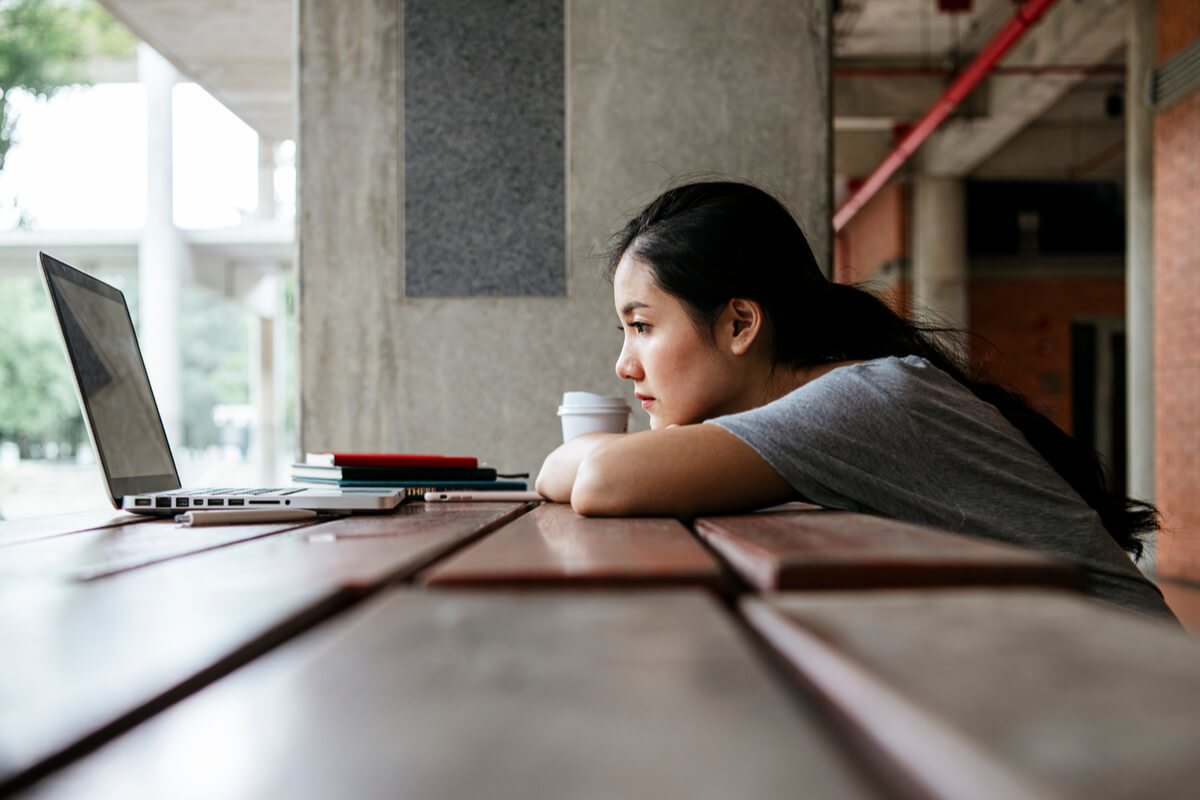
[711,355,1175,622]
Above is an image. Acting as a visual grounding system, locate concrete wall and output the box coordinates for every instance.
[297,0,831,477]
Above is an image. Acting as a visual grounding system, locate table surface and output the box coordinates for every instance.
[2,500,1197,799]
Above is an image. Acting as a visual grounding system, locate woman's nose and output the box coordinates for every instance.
[616,345,642,381]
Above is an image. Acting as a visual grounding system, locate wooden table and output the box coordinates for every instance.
[1,501,1197,799]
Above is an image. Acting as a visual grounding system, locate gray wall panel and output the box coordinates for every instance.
[405,0,565,296]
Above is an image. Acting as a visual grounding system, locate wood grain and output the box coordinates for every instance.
[744,589,1200,800]
[695,509,1082,591]
[136,501,533,593]
[0,517,321,582]
[0,567,334,794]
[420,502,725,589]
[0,510,143,549]
[24,591,886,800]
[0,502,534,793]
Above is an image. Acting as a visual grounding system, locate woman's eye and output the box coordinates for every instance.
[628,322,648,334]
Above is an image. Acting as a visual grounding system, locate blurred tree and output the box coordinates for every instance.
[0,277,252,457]
[0,2,137,458]
[0,0,136,169]
[0,278,85,451]
[179,286,249,450]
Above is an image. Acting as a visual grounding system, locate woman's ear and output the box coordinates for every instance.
[721,298,765,356]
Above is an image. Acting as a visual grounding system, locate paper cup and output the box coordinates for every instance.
[558,392,631,441]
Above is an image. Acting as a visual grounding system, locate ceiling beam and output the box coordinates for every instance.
[95,0,292,141]
[916,0,1128,177]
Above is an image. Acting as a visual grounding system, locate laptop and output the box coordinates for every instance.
[38,251,403,515]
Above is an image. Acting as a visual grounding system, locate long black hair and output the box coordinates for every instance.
[607,180,1157,560]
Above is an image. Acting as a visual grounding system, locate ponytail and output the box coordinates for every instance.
[809,284,1156,561]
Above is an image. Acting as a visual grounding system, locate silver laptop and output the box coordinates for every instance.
[38,252,403,515]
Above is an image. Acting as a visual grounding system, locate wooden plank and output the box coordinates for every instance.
[695,509,1082,591]
[0,568,337,794]
[23,591,888,800]
[135,501,534,593]
[0,503,535,793]
[743,589,1200,800]
[420,502,725,589]
[0,510,143,549]
[0,516,323,582]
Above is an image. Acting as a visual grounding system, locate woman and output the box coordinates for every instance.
[536,180,1174,621]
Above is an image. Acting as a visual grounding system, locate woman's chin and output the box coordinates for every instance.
[649,415,688,430]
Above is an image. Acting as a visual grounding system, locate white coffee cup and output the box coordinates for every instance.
[557,391,632,442]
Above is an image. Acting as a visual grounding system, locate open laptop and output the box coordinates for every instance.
[38,251,403,515]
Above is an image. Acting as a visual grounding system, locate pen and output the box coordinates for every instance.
[424,491,544,502]
[175,509,320,527]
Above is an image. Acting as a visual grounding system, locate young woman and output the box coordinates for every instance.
[536,180,1175,621]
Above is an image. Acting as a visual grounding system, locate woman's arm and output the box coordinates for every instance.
[565,424,798,517]
[534,432,624,502]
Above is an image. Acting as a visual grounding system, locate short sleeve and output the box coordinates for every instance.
[709,357,966,526]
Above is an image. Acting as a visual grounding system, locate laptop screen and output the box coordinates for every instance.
[40,253,180,504]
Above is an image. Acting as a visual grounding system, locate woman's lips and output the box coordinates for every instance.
[636,393,654,409]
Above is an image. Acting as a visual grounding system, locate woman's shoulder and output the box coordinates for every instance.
[808,354,947,392]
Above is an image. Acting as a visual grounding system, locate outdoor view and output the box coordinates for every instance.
[0,0,297,519]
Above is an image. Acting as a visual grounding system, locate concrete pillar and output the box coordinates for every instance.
[258,139,276,220]
[273,282,291,478]
[1126,0,1154,509]
[249,309,277,483]
[251,138,278,482]
[911,177,968,334]
[136,44,188,448]
[297,0,832,475]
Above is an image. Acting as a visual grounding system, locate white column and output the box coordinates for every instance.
[137,44,189,449]
[248,307,277,483]
[251,139,279,483]
[258,139,277,220]
[911,177,968,336]
[1127,0,1155,508]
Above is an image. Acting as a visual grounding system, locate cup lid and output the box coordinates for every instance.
[561,391,629,408]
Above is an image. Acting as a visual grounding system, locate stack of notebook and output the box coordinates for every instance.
[291,452,528,500]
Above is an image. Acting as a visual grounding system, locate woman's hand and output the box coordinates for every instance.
[534,433,623,502]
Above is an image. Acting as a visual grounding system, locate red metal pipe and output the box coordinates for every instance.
[833,0,1060,233]
[835,64,1124,78]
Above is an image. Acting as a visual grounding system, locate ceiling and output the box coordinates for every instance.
[97,0,293,143]
[94,0,1131,184]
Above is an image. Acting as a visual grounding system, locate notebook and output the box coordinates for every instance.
[38,252,403,515]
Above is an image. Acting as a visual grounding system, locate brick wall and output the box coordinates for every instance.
[970,279,1125,435]
[1154,0,1200,582]
[834,182,907,285]
[834,181,909,314]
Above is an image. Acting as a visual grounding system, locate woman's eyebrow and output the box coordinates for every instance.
[620,301,650,315]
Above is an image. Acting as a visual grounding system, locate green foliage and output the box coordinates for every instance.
[0,0,136,168]
[0,276,252,457]
[0,277,85,447]
[178,286,250,450]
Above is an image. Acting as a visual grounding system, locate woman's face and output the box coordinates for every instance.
[613,253,751,429]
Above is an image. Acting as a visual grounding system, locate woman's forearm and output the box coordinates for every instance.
[534,433,622,501]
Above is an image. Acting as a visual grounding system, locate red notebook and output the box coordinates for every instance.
[305,452,478,469]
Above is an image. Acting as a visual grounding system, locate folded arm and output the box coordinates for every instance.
[536,424,798,517]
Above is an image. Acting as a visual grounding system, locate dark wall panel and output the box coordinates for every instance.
[405,0,565,297]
